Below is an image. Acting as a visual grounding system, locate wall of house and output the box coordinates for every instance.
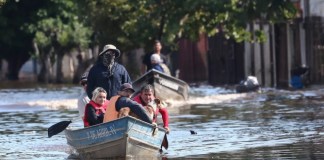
[178,35,208,83]
[244,24,274,87]
[208,32,244,85]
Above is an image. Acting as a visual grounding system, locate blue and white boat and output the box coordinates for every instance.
[64,116,167,159]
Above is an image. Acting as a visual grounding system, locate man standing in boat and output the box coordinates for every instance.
[87,44,132,100]
[132,84,170,133]
[141,40,168,74]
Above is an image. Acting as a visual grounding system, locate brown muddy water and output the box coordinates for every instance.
[0,85,323,160]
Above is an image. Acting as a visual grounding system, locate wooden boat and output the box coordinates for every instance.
[132,69,190,101]
[64,116,167,159]
[235,76,261,93]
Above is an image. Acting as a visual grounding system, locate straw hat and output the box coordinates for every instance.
[99,44,121,58]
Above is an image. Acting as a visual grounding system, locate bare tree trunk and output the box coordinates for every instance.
[0,60,3,80]
[38,55,50,83]
[32,41,40,80]
[55,52,64,83]
[69,53,74,80]
[6,58,20,80]
[38,48,53,83]
[6,50,30,80]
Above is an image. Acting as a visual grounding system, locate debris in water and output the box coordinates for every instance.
[190,130,197,135]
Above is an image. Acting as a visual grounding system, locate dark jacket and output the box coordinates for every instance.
[115,96,152,124]
[151,64,164,73]
[87,62,132,100]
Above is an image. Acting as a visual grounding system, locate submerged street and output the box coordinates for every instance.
[0,85,323,159]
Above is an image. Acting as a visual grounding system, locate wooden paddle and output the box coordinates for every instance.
[47,120,72,138]
[161,134,169,150]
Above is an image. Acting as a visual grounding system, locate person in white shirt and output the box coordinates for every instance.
[78,72,90,120]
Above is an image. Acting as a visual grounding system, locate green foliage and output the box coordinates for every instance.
[0,0,299,81]
[24,0,92,57]
[1,0,297,58]
[0,0,5,7]
[0,0,46,59]
[80,0,297,51]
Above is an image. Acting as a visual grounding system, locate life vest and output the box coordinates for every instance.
[103,95,120,123]
[83,100,108,127]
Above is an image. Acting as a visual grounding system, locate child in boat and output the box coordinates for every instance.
[150,53,171,75]
[150,53,164,72]
[83,87,108,127]
[141,40,169,74]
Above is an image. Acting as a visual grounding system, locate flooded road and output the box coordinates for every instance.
[0,86,324,159]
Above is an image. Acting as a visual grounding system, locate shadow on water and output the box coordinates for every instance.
[0,86,324,159]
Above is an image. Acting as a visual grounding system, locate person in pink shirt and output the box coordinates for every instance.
[132,84,170,133]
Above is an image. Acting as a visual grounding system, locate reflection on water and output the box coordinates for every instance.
[167,102,324,159]
[0,86,323,159]
[0,110,77,159]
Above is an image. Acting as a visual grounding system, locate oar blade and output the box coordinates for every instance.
[161,134,169,150]
[48,120,72,138]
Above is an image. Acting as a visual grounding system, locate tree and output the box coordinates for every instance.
[26,0,92,83]
[0,0,47,80]
[81,0,297,51]
[78,0,297,79]
[0,0,6,8]
[0,0,297,81]
[0,0,92,82]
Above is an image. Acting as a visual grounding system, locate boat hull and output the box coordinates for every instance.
[236,84,260,93]
[64,116,166,159]
[132,69,190,101]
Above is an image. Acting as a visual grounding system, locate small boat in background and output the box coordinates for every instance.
[64,116,166,159]
[132,69,190,101]
[235,76,261,93]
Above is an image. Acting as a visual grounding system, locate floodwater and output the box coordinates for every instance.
[0,85,324,160]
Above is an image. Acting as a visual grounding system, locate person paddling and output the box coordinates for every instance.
[132,84,170,133]
[103,83,152,124]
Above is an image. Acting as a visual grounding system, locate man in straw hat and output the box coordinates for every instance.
[87,44,132,100]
